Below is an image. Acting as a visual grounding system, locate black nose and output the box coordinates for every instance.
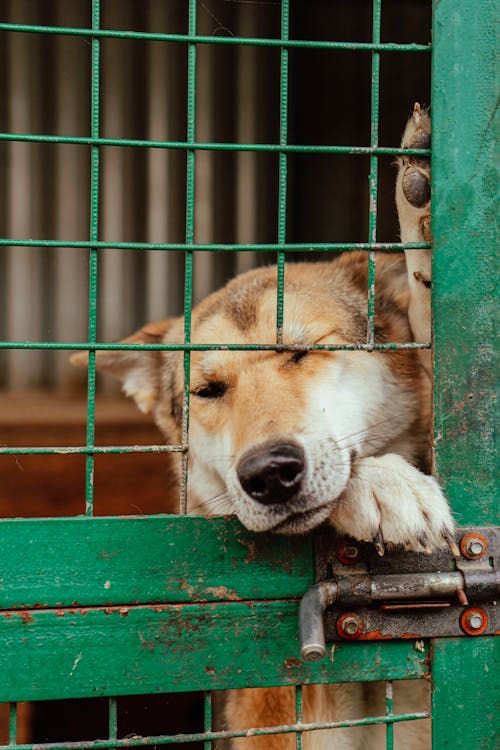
[237,442,305,506]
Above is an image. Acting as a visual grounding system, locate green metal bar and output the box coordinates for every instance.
[366,0,381,347]
[431,0,498,526]
[276,0,289,344]
[431,638,499,749]
[84,0,101,518]
[0,239,431,251]
[0,341,431,352]
[180,0,197,516]
[8,704,16,746]
[0,22,432,52]
[108,698,117,743]
[295,686,303,750]
[203,692,212,750]
[385,681,394,750]
[0,712,431,750]
[430,1,498,747]
[0,445,185,456]
[0,133,432,156]
[0,516,314,610]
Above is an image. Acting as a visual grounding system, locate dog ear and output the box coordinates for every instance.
[70,319,176,414]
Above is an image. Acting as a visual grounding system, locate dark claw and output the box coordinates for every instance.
[418,532,432,554]
[374,527,385,557]
[442,527,460,558]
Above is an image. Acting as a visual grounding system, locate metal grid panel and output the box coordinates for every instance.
[4,685,429,748]
[1,0,496,748]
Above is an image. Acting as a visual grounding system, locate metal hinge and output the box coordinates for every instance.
[299,527,499,661]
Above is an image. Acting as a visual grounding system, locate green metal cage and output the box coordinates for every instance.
[0,0,497,748]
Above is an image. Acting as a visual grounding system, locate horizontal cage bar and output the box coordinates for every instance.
[0,711,431,750]
[0,240,431,251]
[0,342,431,352]
[0,132,431,157]
[0,445,186,455]
[0,23,432,53]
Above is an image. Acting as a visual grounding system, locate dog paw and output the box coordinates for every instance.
[328,454,455,554]
[396,103,432,243]
[399,103,431,207]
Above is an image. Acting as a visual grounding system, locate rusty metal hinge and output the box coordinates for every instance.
[299,527,499,661]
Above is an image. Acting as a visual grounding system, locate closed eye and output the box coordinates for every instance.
[290,350,308,364]
[192,381,227,399]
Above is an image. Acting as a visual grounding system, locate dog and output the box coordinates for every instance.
[72,106,452,748]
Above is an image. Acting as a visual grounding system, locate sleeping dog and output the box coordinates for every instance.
[73,106,449,749]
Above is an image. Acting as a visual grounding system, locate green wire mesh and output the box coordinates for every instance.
[0,0,433,747]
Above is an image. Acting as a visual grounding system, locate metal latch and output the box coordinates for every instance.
[299,527,499,661]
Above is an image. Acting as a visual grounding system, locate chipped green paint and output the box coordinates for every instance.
[431,0,498,747]
[432,0,498,526]
[431,638,499,749]
[0,603,429,702]
[0,516,313,609]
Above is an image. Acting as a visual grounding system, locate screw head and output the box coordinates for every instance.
[336,540,360,565]
[460,607,489,636]
[344,545,359,559]
[467,614,484,630]
[466,539,484,557]
[460,533,488,560]
[336,613,364,639]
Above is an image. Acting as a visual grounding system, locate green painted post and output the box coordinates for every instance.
[431,0,498,746]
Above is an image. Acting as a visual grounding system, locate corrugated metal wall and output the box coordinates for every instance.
[0,0,430,391]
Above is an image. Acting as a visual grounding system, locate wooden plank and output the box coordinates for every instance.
[0,516,313,608]
[431,637,499,749]
[0,601,430,701]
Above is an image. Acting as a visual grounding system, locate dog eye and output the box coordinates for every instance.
[290,350,308,364]
[193,381,227,399]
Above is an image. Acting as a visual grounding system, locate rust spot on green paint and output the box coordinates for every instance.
[20,612,33,624]
[204,586,240,601]
[284,658,302,669]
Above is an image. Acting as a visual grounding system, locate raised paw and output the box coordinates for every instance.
[328,454,455,554]
[396,103,433,368]
[399,102,431,209]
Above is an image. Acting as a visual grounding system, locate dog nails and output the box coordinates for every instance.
[418,531,432,554]
[373,527,386,557]
[442,527,460,558]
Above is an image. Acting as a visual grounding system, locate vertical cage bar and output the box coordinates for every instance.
[276,0,290,344]
[203,691,213,750]
[85,0,101,516]
[8,704,16,746]
[367,0,381,347]
[295,685,303,750]
[385,681,394,750]
[181,0,197,514]
[108,697,117,746]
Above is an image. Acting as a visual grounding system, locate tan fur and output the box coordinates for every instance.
[71,107,450,749]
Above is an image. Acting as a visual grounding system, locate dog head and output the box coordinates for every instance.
[72,254,429,534]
